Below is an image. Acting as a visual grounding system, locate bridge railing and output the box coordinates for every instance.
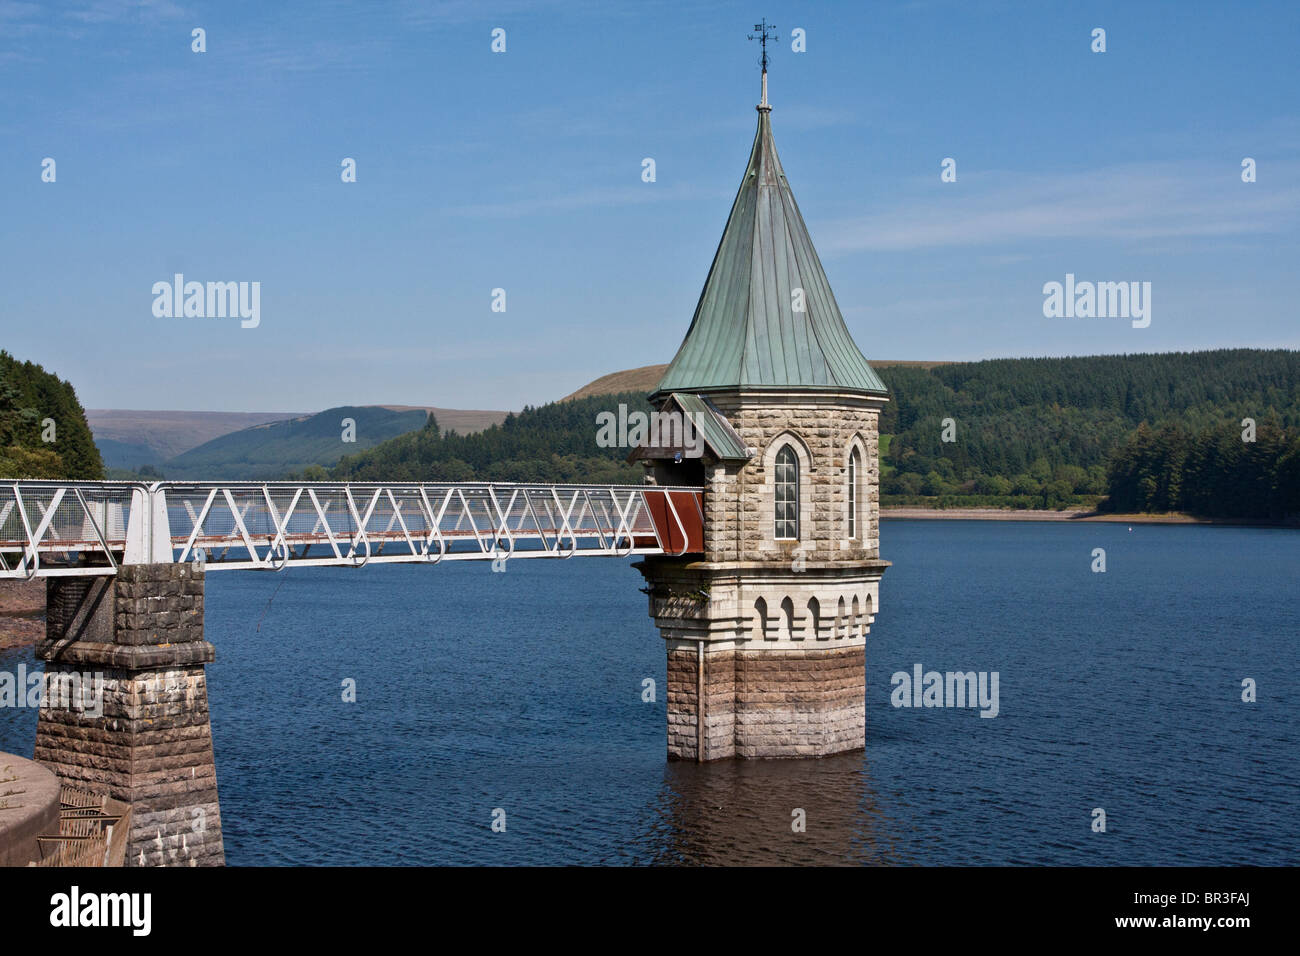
[0,481,705,577]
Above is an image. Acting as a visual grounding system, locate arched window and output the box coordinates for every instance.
[847,447,860,540]
[807,597,821,640]
[780,596,795,640]
[774,445,799,540]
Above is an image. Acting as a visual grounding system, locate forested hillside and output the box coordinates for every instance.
[0,351,103,479]
[1103,421,1299,520]
[879,349,1299,511]
[327,349,1298,520]
[329,393,649,484]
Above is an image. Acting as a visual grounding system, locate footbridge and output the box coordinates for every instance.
[0,480,704,578]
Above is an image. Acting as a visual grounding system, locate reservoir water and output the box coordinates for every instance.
[2,519,1296,865]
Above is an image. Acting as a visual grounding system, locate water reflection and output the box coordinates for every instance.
[641,752,909,865]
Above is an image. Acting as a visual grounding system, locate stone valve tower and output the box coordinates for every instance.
[634,55,890,761]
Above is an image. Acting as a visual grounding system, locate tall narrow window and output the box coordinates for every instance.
[774,445,799,540]
[847,448,860,540]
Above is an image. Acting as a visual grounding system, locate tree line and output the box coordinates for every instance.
[878,349,1299,513]
[0,350,103,479]
[1103,421,1299,520]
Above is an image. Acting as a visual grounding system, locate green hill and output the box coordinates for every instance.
[879,349,1300,509]
[0,350,103,479]
[161,405,429,480]
[97,436,164,471]
[88,408,305,462]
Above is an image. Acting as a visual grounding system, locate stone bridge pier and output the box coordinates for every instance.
[34,563,224,866]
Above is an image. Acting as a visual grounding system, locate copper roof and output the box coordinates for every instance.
[652,107,888,399]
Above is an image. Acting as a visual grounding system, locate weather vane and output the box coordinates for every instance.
[748,18,776,73]
[748,18,776,108]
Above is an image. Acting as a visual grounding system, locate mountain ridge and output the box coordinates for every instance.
[89,404,509,469]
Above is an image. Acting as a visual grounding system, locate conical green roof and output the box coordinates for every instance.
[653,106,887,399]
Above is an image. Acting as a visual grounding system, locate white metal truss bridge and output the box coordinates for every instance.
[0,481,706,578]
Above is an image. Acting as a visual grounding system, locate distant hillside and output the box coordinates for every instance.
[161,406,429,480]
[559,360,953,401]
[371,405,508,435]
[333,393,649,485]
[879,348,1300,512]
[870,360,954,370]
[88,409,303,462]
[0,351,102,479]
[89,405,508,469]
[97,437,165,471]
[338,349,1298,520]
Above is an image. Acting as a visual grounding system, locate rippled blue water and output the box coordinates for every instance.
[2,520,1296,865]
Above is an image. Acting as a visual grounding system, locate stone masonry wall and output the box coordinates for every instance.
[703,392,884,565]
[34,563,224,866]
[666,644,736,761]
[733,646,865,757]
[665,642,865,760]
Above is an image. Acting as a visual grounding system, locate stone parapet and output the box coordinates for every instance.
[638,557,886,650]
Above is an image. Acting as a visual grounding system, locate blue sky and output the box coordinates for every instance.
[2,0,1298,413]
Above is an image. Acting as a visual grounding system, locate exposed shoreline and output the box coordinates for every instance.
[0,579,44,652]
[881,507,1293,527]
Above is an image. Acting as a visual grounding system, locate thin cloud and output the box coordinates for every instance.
[63,0,189,24]
[818,161,1300,252]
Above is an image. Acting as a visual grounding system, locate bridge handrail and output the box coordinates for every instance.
[0,480,705,576]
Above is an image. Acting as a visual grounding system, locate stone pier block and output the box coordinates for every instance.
[33,563,224,866]
[665,642,866,760]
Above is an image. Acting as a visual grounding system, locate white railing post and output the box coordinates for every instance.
[125,483,171,565]
[150,484,173,564]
